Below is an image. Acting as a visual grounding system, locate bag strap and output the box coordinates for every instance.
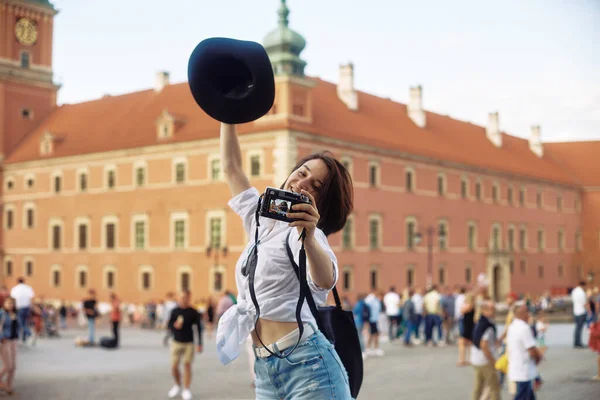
[285,231,342,321]
[247,196,305,359]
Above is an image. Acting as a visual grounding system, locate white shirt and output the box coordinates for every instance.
[571,286,587,316]
[383,292,401,316]
[507,318,538,382]
[455,294,465,319]
[470,327,497,366]
[216,188,338,365]
[163,300,178,323]
[10,283,34,309]
[412,293,424,315]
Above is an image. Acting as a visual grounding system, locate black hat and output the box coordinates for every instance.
[187,37,275,124]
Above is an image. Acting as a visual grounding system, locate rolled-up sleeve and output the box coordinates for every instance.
[227,188,260,237]
[306,229,338,293]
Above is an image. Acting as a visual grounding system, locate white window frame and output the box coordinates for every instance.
[208,154,224,181]
[51,170,63,194]
[406,216,419,250]
[507,224,516,252]
[104,164,117,190]
[460,176,469,199]
[558,228,565,251]
[172,156,188,184]
[103,265,117,290]
[437,173,447,197]
[467,221,478,251]
[24,173,35,190]
[50,264,62,288]
[537,227,545,252]
[171,212,189,249]
[74,217,91,251]
[76,167,89,193]
[405,167,416,192]
[438,218,449,250]
[340,156,354,178]
[131,214,149,250]
[246,149,265,178]
[492,182,500,203]
[4,204,15,230]
[177,265,193,292]
[341,214,355,250]
[4,256,13,278]
[102,215,119,250]
[205,210,227,248]
[23,257,34,277]
[48,217,64,251]
[209,265,226,293]
[369,265,380,290]
[368,214,383,250]
[342,265,354,291]
[490,222,503,250]
[519,224,528,251]
[368,161,381,188]
[4,176,15,191]
[75,265,89,289]
[139,265,154,291]
[133,160,147,187]
[474,179,483,201]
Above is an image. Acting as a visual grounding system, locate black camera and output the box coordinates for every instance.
[259,187,311,223]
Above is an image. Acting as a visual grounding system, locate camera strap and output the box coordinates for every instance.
[246,195,306,359]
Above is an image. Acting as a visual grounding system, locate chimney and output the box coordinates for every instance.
[155,71,170,93]
[486,112,502,147]
[337,63,358,111]
[408,85,426,128]
[529,125,543,157]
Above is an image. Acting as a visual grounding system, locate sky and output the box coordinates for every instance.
[49,0,600,142]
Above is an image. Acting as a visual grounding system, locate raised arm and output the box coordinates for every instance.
[220,123,251,197]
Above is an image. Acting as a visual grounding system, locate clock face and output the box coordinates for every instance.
[15,18,38,46]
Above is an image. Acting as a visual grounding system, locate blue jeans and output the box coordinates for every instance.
[17,307,31,342]
[574,314,586,347]
[425,315,440,344]
[514,381,536,400]
[254,330,352,399]
[404,320,416,344]
[414,314,423,339]
[87,318,96,343]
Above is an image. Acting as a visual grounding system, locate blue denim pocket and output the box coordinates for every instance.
[281,338,323,367]
[326,346,350,386]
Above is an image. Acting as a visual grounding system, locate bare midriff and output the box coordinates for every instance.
[251,318,300,347]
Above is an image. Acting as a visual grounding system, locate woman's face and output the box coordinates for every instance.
[284,158,329,202]
[4,299,13,311]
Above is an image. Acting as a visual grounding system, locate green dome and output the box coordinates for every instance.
[263,0,307,76]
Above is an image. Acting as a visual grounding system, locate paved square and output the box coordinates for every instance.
[13,324,600,399]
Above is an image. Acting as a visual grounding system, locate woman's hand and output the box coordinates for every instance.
[287,189,320,239]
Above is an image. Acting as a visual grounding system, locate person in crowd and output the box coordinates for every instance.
[59,300,68,330]
[470,300,500,400]
[383,286,401,342]
[411,287,424,344]
[352,294,368,357]
[0,297,22,395]
[167,290,203,400]
[587,288,597,328]
[403,288,417,347]
[162,292,178,347]
[9,278,34,343]
[205,297,215,339]
[365,290,384,356]
[458,290,475,366]
[110,293,121,347]
[589,319,600,381]
[83,289,98,344]
[215,122,353,399]
[423,285,443,347]
[571,281,588,348]
[441,286,456,345]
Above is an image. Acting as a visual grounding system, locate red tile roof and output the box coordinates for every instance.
[545,141,600,187]
[4,77,591,188]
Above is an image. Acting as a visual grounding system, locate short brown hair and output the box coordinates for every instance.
[284,151,354,236]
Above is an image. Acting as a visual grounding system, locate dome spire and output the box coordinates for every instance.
[263,0,307,77]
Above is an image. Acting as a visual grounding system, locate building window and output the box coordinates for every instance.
[26,177,34,188]
[21,108,33,120]
[52,268,61,287]
[557,195,562,211]
[538,265,544,279]
[576,230,582,251]
[519,228,527,251]
[536,191,542,209]
[135,221,146,249]
[79,173,87,192]
[175,162,186,183]
[213,268,224,292]
[438,264,446,285]
[468,223,476,251]
[106,270,115,289]
[492,225,500,251]
[405,169,414,193]
[25,260,33,277]
[407,267,414,287]
[370,268,378,290]
[537,229,544,252]
[21,51,30,68]
[5,260,12,277]
[250,154,261,177]
[507,187,513,205]
[520,260,526,274]
[461,178,468,199]
[508,228,515,251]
[136,167,145,187]
[438,221,448,250]
[407,221,416,250]
[509,260,514,275]
[369,217,380,250]
[558,263,564,277]
[209,218,222,248]
[342,267,352,291]
[6,179,14,190]
[340,157,352,176]
[52,225,61,250]
[142,272,151,290]
[368,163,379,187]
[342,218,353,249]
[107,169,116,189]
[465,265,472,283]
[181,272,190,291]
[475,181,482,201]
[519,188,525,206]
[558,229,564,251]
[78,269,87,288]
[492,184,499,203]
[437,175,445,196]
[54,175,61,193]
[174,220,186,248]
[5,209,13,230]
[211,158,221,181]
[106,223,116,249]
[78,224,88,250]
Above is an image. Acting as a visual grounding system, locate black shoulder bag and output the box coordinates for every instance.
[285,231,364,399]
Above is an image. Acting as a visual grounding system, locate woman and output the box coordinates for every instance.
[216,123,353,399]
[0,297,22,394]
[457,291,475,366]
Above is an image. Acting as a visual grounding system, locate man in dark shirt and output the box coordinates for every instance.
[167,289,203,400]
[82,289,98,344]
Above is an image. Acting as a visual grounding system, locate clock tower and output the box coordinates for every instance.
[0,0,59,159]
